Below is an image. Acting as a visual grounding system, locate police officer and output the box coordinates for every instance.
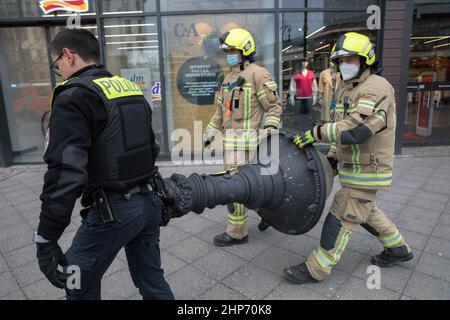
[34,29,174,299]
[204,28,282,247]
[284,32,413,284]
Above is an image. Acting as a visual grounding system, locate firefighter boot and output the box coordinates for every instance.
[213,233,248,247]
[258,219,271,232]
[371,245,414,267]
[283,262,319,285]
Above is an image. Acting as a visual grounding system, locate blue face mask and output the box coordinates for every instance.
[226,54,241,66]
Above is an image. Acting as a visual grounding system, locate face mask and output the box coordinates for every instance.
[339,62,360,81]
[226,54,241,66]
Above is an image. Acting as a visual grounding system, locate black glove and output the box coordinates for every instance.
[36,242,69,289]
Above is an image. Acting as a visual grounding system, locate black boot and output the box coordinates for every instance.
[213,233,248,247]
[371,246,414,267]
[283,262,319,285]
[258,219,271,232]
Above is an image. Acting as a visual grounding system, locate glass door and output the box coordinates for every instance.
[0,26,52,163]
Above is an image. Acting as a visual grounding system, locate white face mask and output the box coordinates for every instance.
[339,62,360,81]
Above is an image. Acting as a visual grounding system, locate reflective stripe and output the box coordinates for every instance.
[238,34,251,48]
[351,144,361,174]
[313,247,333,269]
[207,122,220,130]
[374,113,385,122]
[312,229,352,270]
[327,123,336,143]
[243,86,252,131]
[264,81,277,90]
[228,218,248,225]
[223,136,259,149]
[228,205,248,224]
[264,116,280,127]
[358,99,376,107]
[335,230,352,260]
[217,96,223,104]
[357,99,376,113]
[256,90,266,100]
[339,170,392,186]
[379,229,403,248]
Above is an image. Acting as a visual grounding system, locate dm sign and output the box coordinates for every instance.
[176,57,222,105]
[39,0,89,14]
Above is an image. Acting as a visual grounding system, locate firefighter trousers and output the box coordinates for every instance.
[306,187,410,281]
[223,148,252,240]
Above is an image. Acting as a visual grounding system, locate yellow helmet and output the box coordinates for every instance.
[330,32,376,67]
[219,28,255,57]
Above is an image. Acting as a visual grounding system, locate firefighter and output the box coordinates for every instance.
[283,32,413,284]
[34,29,173,299]
[204,28,282,246]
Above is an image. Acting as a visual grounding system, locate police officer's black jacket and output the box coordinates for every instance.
[38,65,160,241]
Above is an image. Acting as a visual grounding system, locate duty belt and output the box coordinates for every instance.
[92,184,153,206]
[90,184,154,223]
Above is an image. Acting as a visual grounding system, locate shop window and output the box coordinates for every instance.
[161,13,276,153]
[0,27,51,162]
[100,0,155,14]
[160,0,274,11]
[103,17,165,152]
[280,11,377,130]
[281,0,380,9]
[405,2,450,145]
[0,0,19,17]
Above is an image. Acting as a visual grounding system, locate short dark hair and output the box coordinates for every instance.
[51,28,100,63]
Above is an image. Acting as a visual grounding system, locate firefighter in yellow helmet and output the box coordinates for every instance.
[283,32,413,284]
[204,28,282,246]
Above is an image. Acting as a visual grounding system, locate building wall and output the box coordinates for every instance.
[381,0,414,153]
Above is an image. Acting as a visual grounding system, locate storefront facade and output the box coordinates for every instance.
[0,0,447,166]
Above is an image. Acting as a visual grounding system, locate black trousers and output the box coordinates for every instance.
[65,192,174,300]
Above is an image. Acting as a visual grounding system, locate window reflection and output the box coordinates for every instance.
[161,0,274,11]
[405,2,450,145]
[100,0,155,14]
[162,13,276,152]
[281,11,376,130]
[0,27,52,162]
[103,17,164,150]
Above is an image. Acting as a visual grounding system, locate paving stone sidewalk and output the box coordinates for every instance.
[1,155,450,300]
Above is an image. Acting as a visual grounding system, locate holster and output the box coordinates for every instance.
[148,167,175,226]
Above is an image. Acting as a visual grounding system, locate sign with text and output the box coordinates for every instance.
[176,57,222,105]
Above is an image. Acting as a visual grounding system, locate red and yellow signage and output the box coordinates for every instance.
[39,0,89,14]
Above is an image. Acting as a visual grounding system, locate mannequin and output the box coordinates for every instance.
[318,65,340,122]
[289,59,318,129]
